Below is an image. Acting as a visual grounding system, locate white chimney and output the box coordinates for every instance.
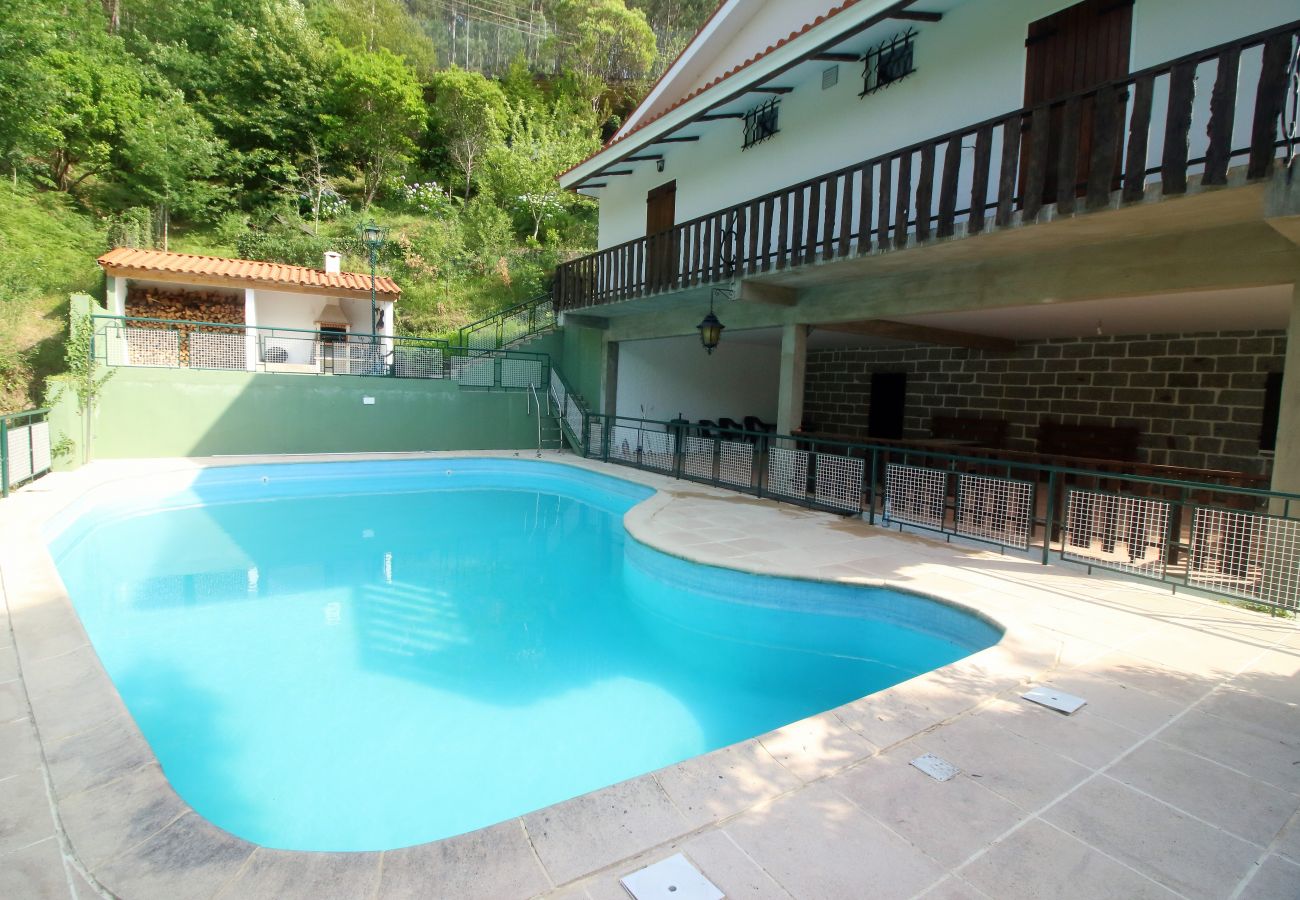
[323,251,341,274]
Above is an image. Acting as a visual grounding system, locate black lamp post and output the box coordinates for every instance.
[697,288,725,354]
[358,221,386,336]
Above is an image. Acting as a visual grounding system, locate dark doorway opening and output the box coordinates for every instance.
[868,372,907,439]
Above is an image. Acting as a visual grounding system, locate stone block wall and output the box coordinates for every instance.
[802,330,1286,475]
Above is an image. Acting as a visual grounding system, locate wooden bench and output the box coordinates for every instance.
[930,415,1008,449]
[1036,421,1141,462]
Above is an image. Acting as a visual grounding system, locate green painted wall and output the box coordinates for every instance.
[561,325,604,407]
[54,367,540,460]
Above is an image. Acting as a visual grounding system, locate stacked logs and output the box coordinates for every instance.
[125,287,245,366]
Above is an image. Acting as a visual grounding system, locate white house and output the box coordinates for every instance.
[97,248,399,374]
[554,0,1300,494]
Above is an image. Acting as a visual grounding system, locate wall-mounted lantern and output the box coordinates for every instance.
[697,288,727,354]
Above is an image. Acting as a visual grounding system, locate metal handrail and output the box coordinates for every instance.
[458,293,556,349]
[527,384,544,458]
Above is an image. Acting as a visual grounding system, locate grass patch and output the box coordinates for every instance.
[0,182,105,410]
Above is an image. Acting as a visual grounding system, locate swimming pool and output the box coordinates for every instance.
[47,459,1001,852]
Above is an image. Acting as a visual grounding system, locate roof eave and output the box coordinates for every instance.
[559,0,902,191]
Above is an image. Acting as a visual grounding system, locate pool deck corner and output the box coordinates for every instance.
[2,451,1298,900]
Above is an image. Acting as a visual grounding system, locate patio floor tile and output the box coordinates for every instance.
[521,775,690,885]
[911,713,1093,811]
[725,782,947,900]
[213,848,381,900]
[1042,774,1261,900]
[830,745,1026,869]
[0,837,72,900]
[377,819,549,900]
[93,812,256,900]
[1108,740,1299,847]
[1157,709,1300,794]
[959,819,1178,900]
[58,763,189,869]
[652,739,801,829]
[1237,853,1300,900]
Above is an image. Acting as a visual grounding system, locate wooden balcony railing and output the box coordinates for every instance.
[554,20,1299,312]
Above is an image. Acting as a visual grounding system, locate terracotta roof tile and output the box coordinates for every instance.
[96,247,401,299]
[562,0,862,182]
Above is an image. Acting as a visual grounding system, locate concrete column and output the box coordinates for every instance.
[776,323,808,435]
[1270,281,1300,496]
[244,288,258,371]
[110,276,127,317]
[601,339,619,418]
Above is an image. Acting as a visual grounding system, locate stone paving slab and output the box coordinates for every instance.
[0,451,1297,899]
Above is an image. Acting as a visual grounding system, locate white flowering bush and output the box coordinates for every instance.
[402,181,457,217]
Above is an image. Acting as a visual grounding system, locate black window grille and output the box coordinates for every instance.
[861,29,917,96]
[742,98,780,149]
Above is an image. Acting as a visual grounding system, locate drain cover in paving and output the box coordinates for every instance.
[910,753,960,782]
[620,853,723,900]
[1022,686,1087,715]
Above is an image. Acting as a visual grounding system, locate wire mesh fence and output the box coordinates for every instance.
[93,315,549,391]
[583,412,1300,613]
[1,409,52,498]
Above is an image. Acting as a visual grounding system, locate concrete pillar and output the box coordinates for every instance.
[110,276,127,317]
[1261,281,1300,607]
[1270,282,1300,495]
[776,323,808,435]
[601,339,619,418]
[244,288,258,371]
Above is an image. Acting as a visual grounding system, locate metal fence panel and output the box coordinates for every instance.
[1062,490,1171,577]
[682,435,715,480]
[451,355,496,386]
[394,345,444,378]
[719,441,755,488]
[1189,507,1300,611]
[501,358,544,389]
[956,472,1035,550]
[121,328,180,367]
[585,420,603,458]
[814,453,864,513]
[189,331,248,370]
[30,421,50,476]
[6,425,31,486]
[767,447,809,501]
[885,463,948,529]
[639,430,676,472]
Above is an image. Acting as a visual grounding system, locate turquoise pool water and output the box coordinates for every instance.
[47,459,1001,851]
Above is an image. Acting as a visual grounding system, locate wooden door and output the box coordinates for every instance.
[645,180,677,290]
[1022,0,1132,203]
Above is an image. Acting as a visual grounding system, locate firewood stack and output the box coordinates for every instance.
[125,287,246,366]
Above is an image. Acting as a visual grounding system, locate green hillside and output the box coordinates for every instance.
[0,0,715,413]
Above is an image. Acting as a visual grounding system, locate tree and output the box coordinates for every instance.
[427,67,508,200]
[484,104,597,240]
[114,84,226,247]
[322,43,425,207]
[548,0,657,107]
[0,4,60,184]
[125,0,330,207]
[40,47,143,192]
[308,0,439,78]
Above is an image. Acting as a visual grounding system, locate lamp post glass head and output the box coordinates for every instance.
[360,222,385,254]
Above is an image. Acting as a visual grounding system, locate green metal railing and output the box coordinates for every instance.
[583,412,1300,613]
[458,293,556,350]
[92,314,552,391]
[1,408,52,498]
[547,365,588,451]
